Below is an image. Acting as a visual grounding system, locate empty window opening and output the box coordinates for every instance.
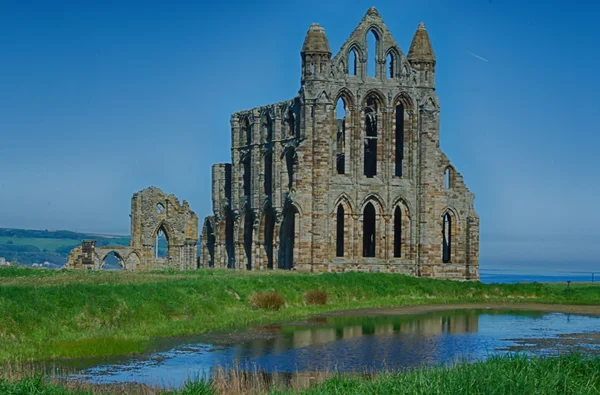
[364,97,378,177]
[155,227,168,259]
[336,205,345,257]
[285,148,295,188]
[367,30,379,77]
[387,53,394,78]
[264,150,273,196]
[442,213,452,263]
[336,97,346,174]
[363,203,376,257]
[393,206,402,258]
[349,49,358,76]
[265,114,273,143]
[244,211,253,270]
[243,118,251,146]
[264,209,275,269]
[310,63,315,75]
[286,108,295,136]
[279,205,298,269]
[225,210,235,268]
[224,165,232,202]
[445,167,453,189]
[206,221,215,268]
[102,252,123,271]
[243,162,251,197]
[395,104,404,177]
[156,203,165,214]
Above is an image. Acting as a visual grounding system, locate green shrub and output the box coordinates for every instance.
[248,291,285,311]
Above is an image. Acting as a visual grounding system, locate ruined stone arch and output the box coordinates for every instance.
[201,216,217,267]
[385,46,401,78]
[362,89,387,108]
[279,199,302,270]
[98,250,126,269]
[334,88,355,107]
[258,200,276,269]
[360,194,385,216]
[393,91,415,109]
[347,43,364,76]
[153,220,174,242]
[125,251,141,270]
[332,192,355,215]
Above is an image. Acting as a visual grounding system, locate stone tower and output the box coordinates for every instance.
[200,8,479,280]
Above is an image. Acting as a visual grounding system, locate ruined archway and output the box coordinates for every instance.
[101,251,124,271]
[279,203,299,270]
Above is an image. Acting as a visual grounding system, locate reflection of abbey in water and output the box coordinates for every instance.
[220,312,479,375]
[199,7,479,279]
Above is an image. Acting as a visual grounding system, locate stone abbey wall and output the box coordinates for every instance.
[200,8,480,280]
[66,187,198,271]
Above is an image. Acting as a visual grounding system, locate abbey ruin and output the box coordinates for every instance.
[66,8,479,280]
[199,8,480,280]
[66,187,198,270]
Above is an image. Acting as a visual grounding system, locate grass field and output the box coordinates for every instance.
[1,354,598,394]
[0,236,81,251]
[1,266,599,363]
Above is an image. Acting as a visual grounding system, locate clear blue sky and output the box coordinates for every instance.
[1,0,599,271]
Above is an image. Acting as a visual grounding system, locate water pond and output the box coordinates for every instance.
[64,308,600,389]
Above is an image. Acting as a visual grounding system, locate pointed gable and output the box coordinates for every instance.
[331,7,405,68]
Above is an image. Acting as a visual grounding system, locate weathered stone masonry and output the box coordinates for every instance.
[66,187,198,270]
[199,8,479,279]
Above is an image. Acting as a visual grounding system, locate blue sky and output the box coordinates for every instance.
[1,0,599,270]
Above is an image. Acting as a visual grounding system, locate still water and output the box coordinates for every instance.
[67,309,600,388]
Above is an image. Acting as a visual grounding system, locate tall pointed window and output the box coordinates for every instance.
[364,97,378,177]
[445,167,453,189]
[264,114,273,196]
[393,206,402,258]
[244,118,251,146]
[336,98,346,174]
[349,49,358,76]
[442,213,452,263]
[367,30,379,77]
[386,52,394,78]
[336,205,344,257]
[155,227,168,259]
[363,203,376,257]
[395,104,404,177]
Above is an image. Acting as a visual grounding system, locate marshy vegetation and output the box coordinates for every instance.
[1,354,599,394]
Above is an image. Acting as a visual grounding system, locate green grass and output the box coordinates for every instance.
[0,267,599,362]
[271,354,600,395]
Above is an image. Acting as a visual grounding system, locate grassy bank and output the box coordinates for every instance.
[1,354,599,394]
[1,266,599,362]
[273,353,600,395]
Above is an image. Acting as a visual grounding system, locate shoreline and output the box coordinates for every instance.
[321,302,600,318]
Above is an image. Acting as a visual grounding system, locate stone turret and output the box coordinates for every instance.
[408,22,436,87]
[301,23,332,82]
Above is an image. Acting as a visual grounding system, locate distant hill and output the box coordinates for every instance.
[0,228,130,267]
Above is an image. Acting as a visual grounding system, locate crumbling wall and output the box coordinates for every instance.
[66,187,198,271]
